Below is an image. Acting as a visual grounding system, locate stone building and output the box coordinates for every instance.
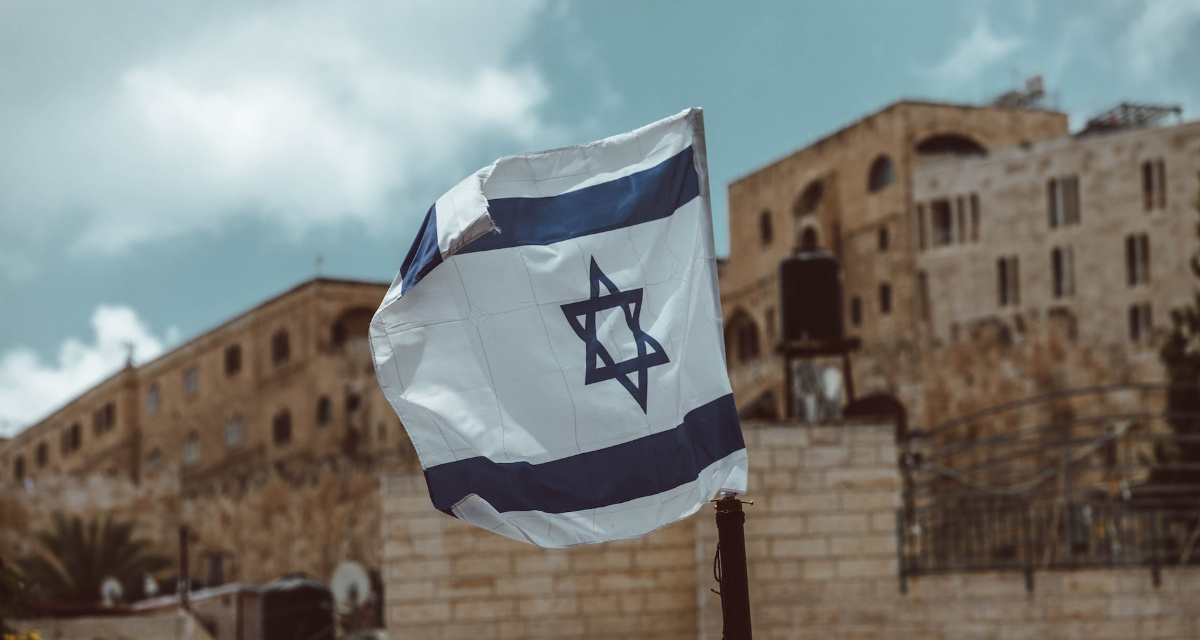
[0,278,418,590]
[720,98,1200,427]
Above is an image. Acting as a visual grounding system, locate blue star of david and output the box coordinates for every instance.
[560,257,670,413]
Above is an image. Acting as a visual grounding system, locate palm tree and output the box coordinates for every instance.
[16,513,171,605]
[1,556,33,633]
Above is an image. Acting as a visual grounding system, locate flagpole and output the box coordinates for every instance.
[715,493,752,640]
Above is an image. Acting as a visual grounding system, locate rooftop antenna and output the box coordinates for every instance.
[315,253,325,278]
[122,341,136,368]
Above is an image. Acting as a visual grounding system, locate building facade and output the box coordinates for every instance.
[0,278,418,591]
[720,98,1200,427]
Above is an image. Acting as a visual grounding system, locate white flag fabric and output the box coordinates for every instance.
[370,108,747,547]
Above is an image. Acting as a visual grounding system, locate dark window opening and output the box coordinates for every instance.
[1143,159,1166,211]
[956,196,967,244]
[998,256,1020,307]
[723,310,761,365]
[224,344,242,376]
[759,210,773,246]
[317,396,333,426]
[345,393,361,413]
[915,133,987,157]
[271,329,290,366]
[917,204,928,251]
[206,555,226,588]
[1126,234,1150,285]
[878,226,890,252]
[70,423,81,451]
[794,180,825,216]
[1129,303,1152,342]
[1052,247,1074,299]
[332,322,347,347]
[850,297,862,327]
[918,271,931,322]
[970,194,981,242]
[931,200,952,246]
[14,456,25,481]
[879,283,892,315]
[868,155,896,192]
[35,442,47,468]
[1048,176,1080,228]
[273,410,292,446]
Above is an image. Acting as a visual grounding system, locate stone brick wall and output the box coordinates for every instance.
[380,473,700,639]
[383,419,1200,640]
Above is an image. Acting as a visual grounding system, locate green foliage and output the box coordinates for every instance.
[1157,171,1200,484]
[1,556,34,634]
[15,514,171,605]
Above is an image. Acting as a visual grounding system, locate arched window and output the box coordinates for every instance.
[273,410,292,446]
[14,455,25,481]
[723,310,761,365]
[868,155,896,193]
[271,329,290,365]
[183,432,200,466]
[915,134,986,157]
[35,442,48,468]
[759,210,773,246]
[793,180,825,217]
[879,282,893,314]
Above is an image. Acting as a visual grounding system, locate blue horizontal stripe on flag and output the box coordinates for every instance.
[423,393,742,514]
[460,146,700,254]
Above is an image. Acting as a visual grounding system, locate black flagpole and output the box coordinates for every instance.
[715,493,752,640]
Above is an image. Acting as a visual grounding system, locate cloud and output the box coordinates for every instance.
[922,21,1023,87]
[1125,0,1200,80]
[0,306,170,435]
[0,0,554,256]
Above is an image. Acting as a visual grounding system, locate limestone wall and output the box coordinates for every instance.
[383,419,1200,640]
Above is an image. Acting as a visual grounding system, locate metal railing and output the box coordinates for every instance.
[897,382,1200,591]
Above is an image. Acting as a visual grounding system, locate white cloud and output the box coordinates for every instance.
[1125,0,1200,79]
[0,306,170,435]
[0,0,555,256]
[922,21,1023,87]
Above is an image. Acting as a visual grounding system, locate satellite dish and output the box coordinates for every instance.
[101,577,124,607]
[330,561,371,610]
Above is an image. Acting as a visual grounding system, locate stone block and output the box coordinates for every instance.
[808,513,870,534]
[830,534,897,556]
[773,536,829,558]
[836,558,897,578]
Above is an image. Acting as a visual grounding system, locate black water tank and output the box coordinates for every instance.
[779,250,844,343]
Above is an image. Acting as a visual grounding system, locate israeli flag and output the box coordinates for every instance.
[371,108,747,547]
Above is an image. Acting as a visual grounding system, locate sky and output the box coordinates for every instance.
[1,0,1199,435]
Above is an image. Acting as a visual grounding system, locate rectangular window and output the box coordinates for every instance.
[970,194,980,242]
[225,416,244,448]
[916,204,927,252]
[931,199,952,246]
[879,282,892,315]
[956,196,967,244]
[183,366,199,397]
[918,271,931,322]
[1126,234,1150,285]
[224,344,242,376]
[1049,177,1080,228]
[1143,159,1166,211]
[878,226,890,252]
[1052,247,1074,299]
[1129,303,1152,342]
[146,384,160,414]
[998,256,1020,307]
